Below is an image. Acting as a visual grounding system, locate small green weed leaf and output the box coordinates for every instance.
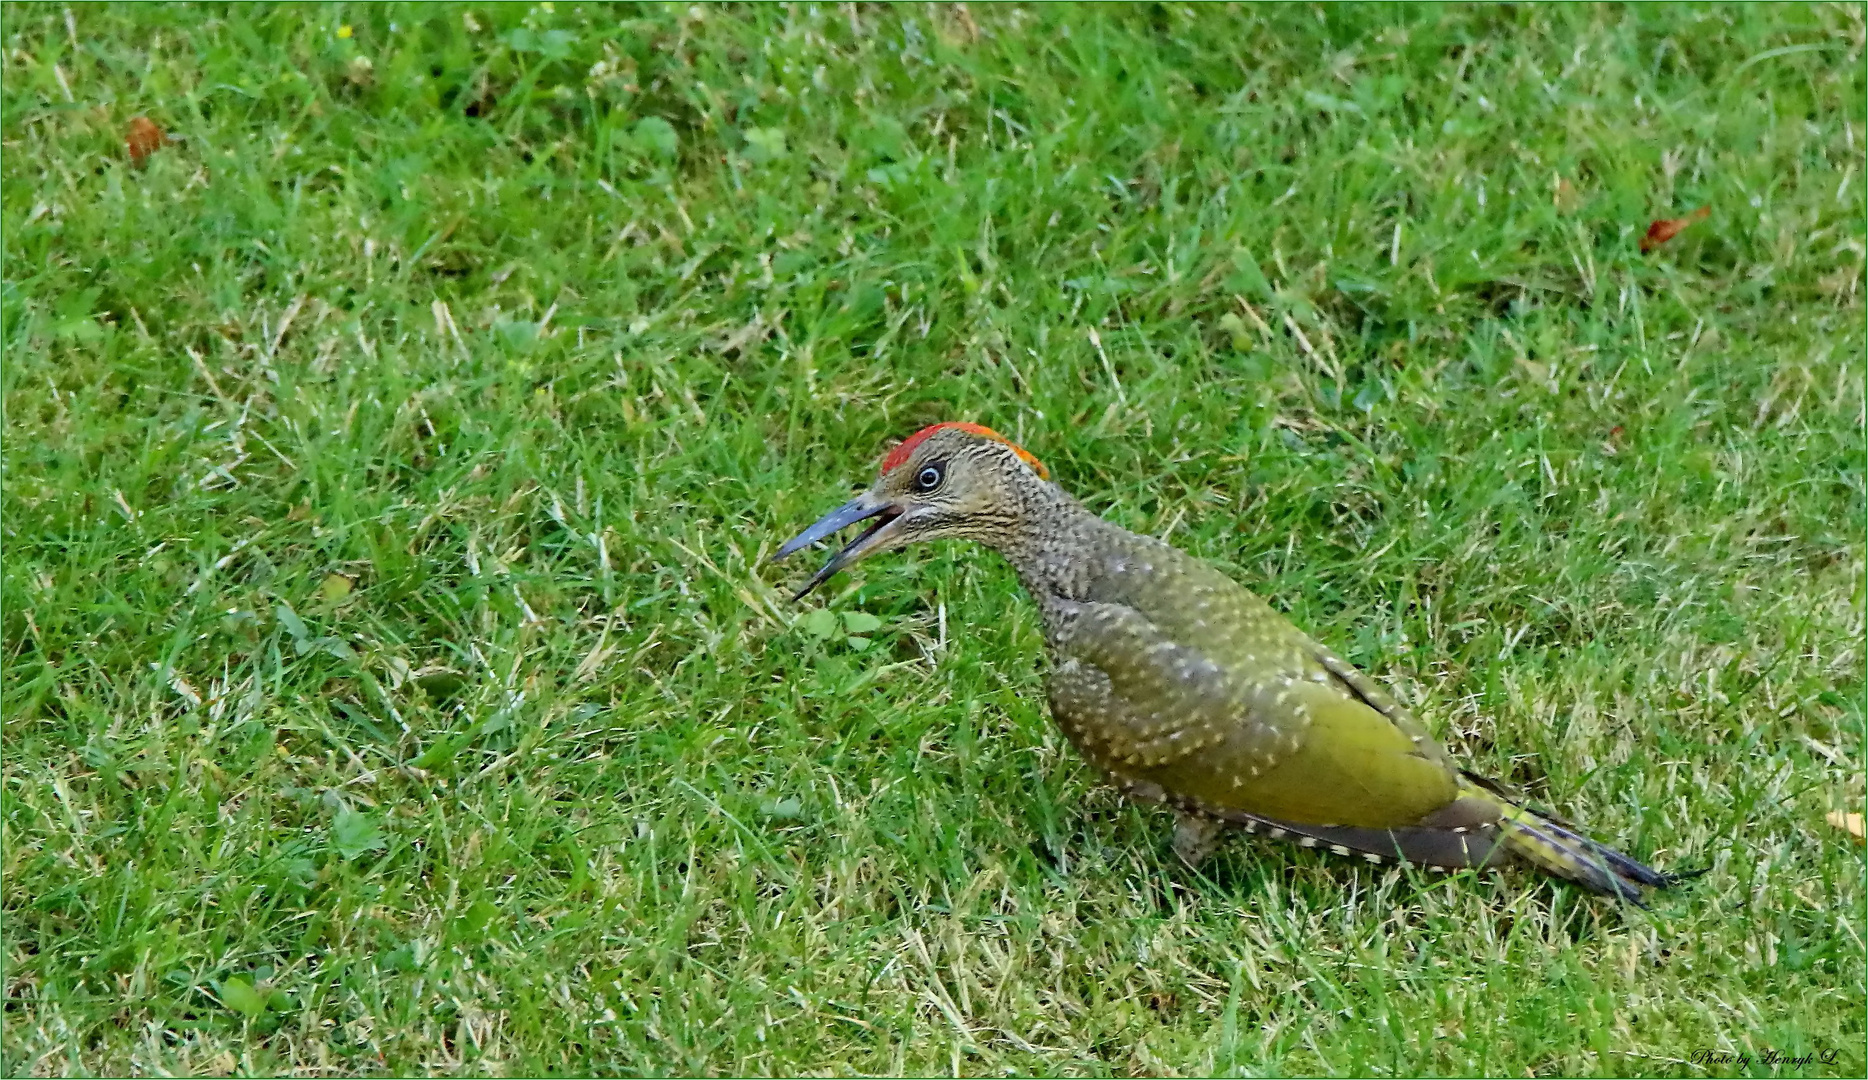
[53,287,100,322]
[413,669,466,701]
[633,116,678,160]
[859,116,909,161]
[1218,313,1253,353]
[1302,89,1362,114]
[504,26,575,59]
[319,573,353,602]
[743,126,788,163]
[274,603,310,646]
[315,636,358,662]
[218,977,268,1018]
[462,899,500,934]
[866,163,915,188]
[410,735,462,770]
[495,318,540,352]
[54,316,104,342]
[1227,249,1272,298]
[52,288,105,341]
[332,808,386,860]
[841,611,882,635]
[846,636,871,652]
[800,608,839,639]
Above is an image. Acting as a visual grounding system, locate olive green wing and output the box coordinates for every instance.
[1049,595,1461,830]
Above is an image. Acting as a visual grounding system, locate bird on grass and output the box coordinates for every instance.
[772,422,1692,903]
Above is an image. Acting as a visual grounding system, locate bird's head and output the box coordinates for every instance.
[772,422,1050,599]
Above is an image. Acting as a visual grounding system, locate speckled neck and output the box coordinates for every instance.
[983,476,1134,607]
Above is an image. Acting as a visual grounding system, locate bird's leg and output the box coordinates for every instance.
[1171,812,1227,869]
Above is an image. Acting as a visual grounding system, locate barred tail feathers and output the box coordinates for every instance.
[1491,798,1674,903]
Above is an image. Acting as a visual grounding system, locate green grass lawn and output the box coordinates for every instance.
[3,2,1863,1075]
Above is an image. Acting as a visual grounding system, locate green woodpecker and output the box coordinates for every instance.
[774,423,1688,902]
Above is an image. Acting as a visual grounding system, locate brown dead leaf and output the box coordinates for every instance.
[125,115,165,166]
[1640,205,1710,254]
[1552,174,1581,214]
[1826,811,1864,844]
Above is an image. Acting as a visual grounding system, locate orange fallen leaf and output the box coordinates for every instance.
[1640,205,1709,253]
[126,115,165,166]
[1826,811,1864,844]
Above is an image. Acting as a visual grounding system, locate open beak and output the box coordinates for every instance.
[770,493,904,600]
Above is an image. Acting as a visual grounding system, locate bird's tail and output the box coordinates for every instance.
[1482,788,1683,904]
[1207,778,1691,904]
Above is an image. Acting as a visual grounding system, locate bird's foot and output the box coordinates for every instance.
[1172,813,1227,869]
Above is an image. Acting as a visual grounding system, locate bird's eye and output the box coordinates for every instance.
[914,463,945,492]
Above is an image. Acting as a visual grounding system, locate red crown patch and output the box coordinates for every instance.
[879,422,1048,480]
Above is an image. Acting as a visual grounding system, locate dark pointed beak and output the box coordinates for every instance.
[770,493,904,600]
